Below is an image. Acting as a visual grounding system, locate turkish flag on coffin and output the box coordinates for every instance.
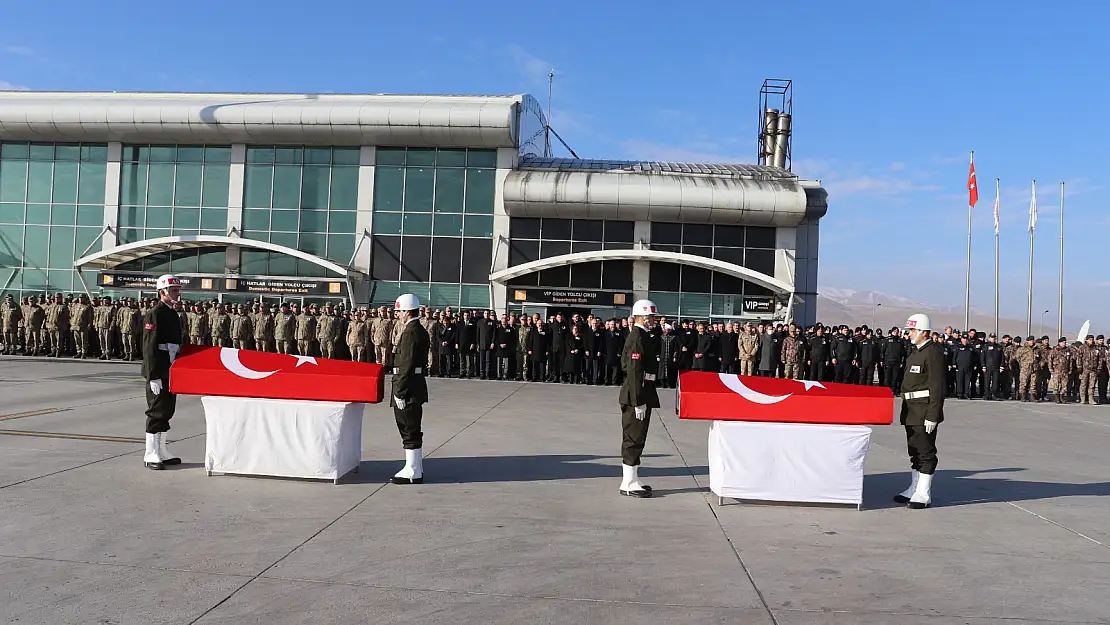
[169,345,385,403]
[677,371,893,425]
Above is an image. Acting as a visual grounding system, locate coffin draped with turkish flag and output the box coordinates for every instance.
[169,345,385,403]
[677,371,893,425]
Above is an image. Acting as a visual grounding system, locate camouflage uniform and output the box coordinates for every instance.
[347,313,368,362]
[1079,340,1104,405]
[44,296,70,356]
[231,309,253,349]
[94,299,116,359]
[70,297,93,358]
[1014,339,1038,401]
[188,305,210,347]
[296,309,317,357]
[275,307,295,354]
[316,309,338,358]
[1,296,21,355]
[516,323,531,381]
[738,330,759,376]
[211,307,231,348]
[254,310,275,353]
[421,312,439,376]
[24,298,45,355]
[1048,343,1071,402]
[372,308,394,367]
[1002,341,1018,400]
[780,332,805,379]
[116,303,140,360]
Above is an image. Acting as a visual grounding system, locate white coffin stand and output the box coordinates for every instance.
[708,420,872,509]
[202,396,364,484]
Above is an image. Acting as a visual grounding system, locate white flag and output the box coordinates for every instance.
[993,179,1000,235]
[1028,180,1038,233]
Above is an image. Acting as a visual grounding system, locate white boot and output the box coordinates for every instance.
[894,470,919,503]
[391,448,423,484]
[619,464,651,498]
[908,472,933,509]
[143,433,164,470]
[157,432,181,465]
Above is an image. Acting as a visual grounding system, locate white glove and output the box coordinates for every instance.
[149,379,163,395]
[924,420,937,434]
[634,405,648,420]
[394,396,407,410]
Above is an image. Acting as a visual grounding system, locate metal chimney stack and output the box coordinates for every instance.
[757,79,793,170]
[772,112,791,169]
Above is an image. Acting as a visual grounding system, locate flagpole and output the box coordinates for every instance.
[964,151,974,331]
[1026,180,1036,336]
[999,176,1007,341]
[1058,181,1064,338]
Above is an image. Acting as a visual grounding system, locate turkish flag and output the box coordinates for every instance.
[968,155,978,207]
[169,345,385,403]
[677,371,893,425]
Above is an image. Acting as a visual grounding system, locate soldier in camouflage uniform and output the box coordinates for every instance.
[372,306,394,368]
[274,302,295,354]
[517,318,532,381]
[231,305,252,349]
[211,303,231,348]
[94,297,114,359]
[44,294,69,357]
[420,308,438,376]
[70,294,93,358]
[1,294,20,355]
[738,324,760,376]
[346,309,368,362]
[1035,336,1052,401]
[780,326,806,380]
[296,303,317,356]
[253,306,275,352]
[1078,335,1104,405]
[1048,337,1072,403]
[188,303,209,347]
[1001,335,1017,400]
[315,305,339,358]
[24,296,45,356]
[1014,336,1038,402]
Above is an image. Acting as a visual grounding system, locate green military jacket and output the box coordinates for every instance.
[619,325,660,409]
[390,317,430,407]
[899,339,946,426]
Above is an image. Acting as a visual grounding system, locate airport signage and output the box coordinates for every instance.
[511,288,631,307]
[98,273,347,296]
[741,297,775,314]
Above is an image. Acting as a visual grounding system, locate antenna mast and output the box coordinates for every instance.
[546,70,554,157]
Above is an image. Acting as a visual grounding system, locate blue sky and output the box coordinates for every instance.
[1,1,1107,327]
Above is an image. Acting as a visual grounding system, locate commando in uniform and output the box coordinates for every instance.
[142,275,185,470]
[895,313,946,509]
[617,299,661,498]
[389,293,431,484]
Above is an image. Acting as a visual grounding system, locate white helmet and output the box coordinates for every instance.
[155,274,181,291]
[394,293,420,312]
[632,299,658,317]
[904,313,932,333]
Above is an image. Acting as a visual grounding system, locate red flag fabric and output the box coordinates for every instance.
[677,371,893,425]
[968,155,979,207]
[170,345,385,403]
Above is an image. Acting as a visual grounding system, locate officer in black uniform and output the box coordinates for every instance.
[832,326,856,383]
[390,293,431,484]
[894,313,946,509]
[617,299,661,498]
[981,333,1003,400]
[882,327,907,393]
[142,274,184,470]
[954,335,975,399]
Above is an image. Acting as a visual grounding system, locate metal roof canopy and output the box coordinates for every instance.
[517,156,798,180]
[73,234,357,278]
[0,92,527,147]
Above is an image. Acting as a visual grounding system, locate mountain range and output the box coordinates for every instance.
[815,287,1096,339]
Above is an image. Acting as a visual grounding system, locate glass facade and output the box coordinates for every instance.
[646,222,777,319]
[116,144,232,275]
[241,145,360,278]
[0,141,106,294]
[370,147,496,308]
[506,217,635,290]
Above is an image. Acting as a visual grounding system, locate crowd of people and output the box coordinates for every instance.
[3,293,1107,404]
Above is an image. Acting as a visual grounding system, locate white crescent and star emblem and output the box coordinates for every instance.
[717,373,825,405]
[219,347,317,380]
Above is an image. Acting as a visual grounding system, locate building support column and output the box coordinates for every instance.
[490,148,517,315]
[352,146,377,305]
[101,142,121,249]
[225,144,246,274]
[632,220,651,302]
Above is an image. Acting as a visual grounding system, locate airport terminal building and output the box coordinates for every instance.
[0,92,827,324]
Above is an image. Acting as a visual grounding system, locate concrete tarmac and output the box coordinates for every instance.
[1,357,1108,624]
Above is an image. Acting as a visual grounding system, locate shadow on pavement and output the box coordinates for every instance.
[864,467,1110,508]
[348,454,707,485]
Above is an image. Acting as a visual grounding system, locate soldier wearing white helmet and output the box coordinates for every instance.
[894,312,946,509]
[141,274,185,470]
[616,299,662,498]
[389,293,431,484]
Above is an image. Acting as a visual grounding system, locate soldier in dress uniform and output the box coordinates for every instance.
[389,293,430,485]
[142,275,184,471]
[617,299,661,498]
[894,313,945,509]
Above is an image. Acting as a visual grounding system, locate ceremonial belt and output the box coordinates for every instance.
[393,367,423,375]
[157,343,181,351]
[903,390,929,399]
